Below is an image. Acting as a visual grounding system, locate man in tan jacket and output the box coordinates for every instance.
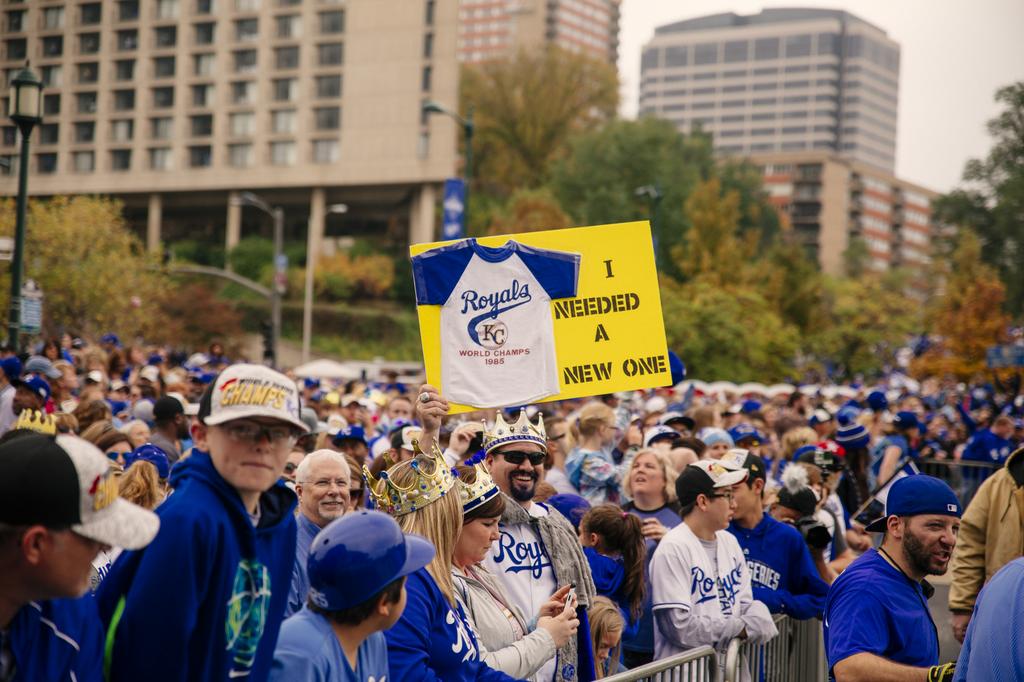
[948,446,1024,642]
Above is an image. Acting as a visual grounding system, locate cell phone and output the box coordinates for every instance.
[563,584,578,615]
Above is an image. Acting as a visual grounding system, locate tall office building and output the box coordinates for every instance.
[0,0,458,250]
[639,8,899,173]
[457,0,620,65]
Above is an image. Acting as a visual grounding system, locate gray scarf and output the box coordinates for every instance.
[499,493,596,682]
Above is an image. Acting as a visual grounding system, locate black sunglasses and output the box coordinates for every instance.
[497,450,546,466]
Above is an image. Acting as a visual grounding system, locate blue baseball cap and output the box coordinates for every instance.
[0,356,22,382]
[100,333,121,347]
[864,474,962,532]
[303,377,321,390]
[332,424,367,447]
[124,443,171,479]
[892,411,920,433]
[13,373,50,403]
[728,423,764,446]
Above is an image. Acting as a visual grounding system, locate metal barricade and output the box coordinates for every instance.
[916,458,1000,508]
[723,615,828,682]
[603,645,719,682]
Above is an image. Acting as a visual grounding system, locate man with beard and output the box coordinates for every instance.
[285,449,351,616]
[824,475,961,682]
[149,395,191,464]
[416,386,597,682]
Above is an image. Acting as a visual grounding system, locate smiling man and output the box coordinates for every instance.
[824,475,962,682]
[286,449,351,616]
[97,364,309,682]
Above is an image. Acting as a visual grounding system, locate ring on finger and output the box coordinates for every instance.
[419,391,431,403]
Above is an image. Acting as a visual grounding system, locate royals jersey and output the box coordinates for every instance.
[411,239,580,408]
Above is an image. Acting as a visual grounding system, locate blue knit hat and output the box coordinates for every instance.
[836,422,870,450]
[867,390,888,412]
[697,427,734,449]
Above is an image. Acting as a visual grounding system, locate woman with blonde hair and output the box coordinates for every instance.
[365,445,519,682]
[772,426,818,484]
[589,596,625,679]
[566,402,623,504]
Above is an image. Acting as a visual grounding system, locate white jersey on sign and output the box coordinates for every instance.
[412,239,580,408]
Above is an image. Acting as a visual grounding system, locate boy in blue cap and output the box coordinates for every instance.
[271,510,433,681]
[824,474,960,682]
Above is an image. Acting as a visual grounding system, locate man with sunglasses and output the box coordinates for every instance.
[98,364,310,682]
[651,460,777,676]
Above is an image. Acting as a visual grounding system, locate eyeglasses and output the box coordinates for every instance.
[310,477,349,490]
[497,450,546,466]
[283,462,298,474]
[709,492,734,502]
[220,421,299,447]
[106,450,127,461]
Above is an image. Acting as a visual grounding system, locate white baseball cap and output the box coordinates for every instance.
[201,364,308,432]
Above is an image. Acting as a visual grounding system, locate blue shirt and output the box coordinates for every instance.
[2,596,104,682]
[824,549,938,679]
[286,513,322,617]
[954,557,1024,681]
[961,428,1012,464]
[270,607,389,682]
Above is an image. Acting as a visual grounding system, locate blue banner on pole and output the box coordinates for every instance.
[442,178,466,240]
[987,345,1024,368]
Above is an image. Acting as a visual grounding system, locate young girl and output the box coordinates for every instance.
[566,403,622,504]
[589,597,625,679]
[579,505,647,642]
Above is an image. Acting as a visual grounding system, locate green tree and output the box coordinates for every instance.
[487,187,572,235]
[933,82,1024,314]
[461,47,618,195]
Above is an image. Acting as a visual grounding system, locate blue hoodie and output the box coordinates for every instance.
[97,450,298,682]
[4,596,104,682]
[727,514,828,620]
[384,568,520,682]
[961,428,1012,464]
[582,546,639,641]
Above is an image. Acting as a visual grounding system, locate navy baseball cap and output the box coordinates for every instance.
[332,424,367,447]
[864,474,962,532]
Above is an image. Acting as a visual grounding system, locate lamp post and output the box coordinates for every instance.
[302,202,347,363]
[635,184,664,271]
[232,191,283,367]
[422,100,474,232]
[7,65,43,350]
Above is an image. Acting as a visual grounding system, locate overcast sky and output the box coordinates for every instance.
[617,0,1024,192]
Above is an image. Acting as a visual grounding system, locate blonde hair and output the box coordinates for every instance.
[388,455,462,608]
[622,448,678,503]
[781,427,817,460]
[572,402,615,440]
[589,596,624,679]
[119,461,164,510]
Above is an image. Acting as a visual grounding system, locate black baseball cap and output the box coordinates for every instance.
[796,446,843,473]
[675,460,748,506]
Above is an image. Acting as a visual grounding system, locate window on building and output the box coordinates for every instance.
[236,0,261,10]
[43,7,65,30]
[111,120,134,142]
[723,40,748,63]
[425,0,435,25]
[754,37,779,60]
[423,32,433,59]
[272,78,297,102]
[314,107,340,130]
[191,115,213,137]
[194,53,215,76]
[153,56,176,78]
[115,60,135,81]
[150,147,172,170]
[37,153,58,174]
[73,151,95,173]
[694,43,718,65]
[79,33,101,54]
[228,143,253,167]
[641,47,661,70]
[230,112,254,136]
[5,10,24,33]
[319,10,344,34]
[785,34,812,58]
[196,0,216,12]
[41,36,63,58]
[317,43,343,66]
[194,22,215,45]
[154,26,177,48]
[39,124,59,145]
[235,18,259,41]
[421,65,431,92]
[276,15,300,38]
[270,141,296,166]
[234,50,257,73]
[41,65,63,88]
[113,89,136,111]
[315,75,342,98]
[5,39,26,61]
[152,87,174,108]
[664,46,687,68]
[1,126,15,147]
[192,84,213,107]
[271,109,295,134]
[118,1,140,21]
[817,33,839,56]
[275,46,300,69]
[312,139,338,164]
[151,117,173,139]
[77,92,98,114]
[117,29,138,51]
[80,3,102,25]
[111,149,132,171]
[43,94,61,116]
[156,0,179,20]
[189,145,212,167]
[231,81,255,104]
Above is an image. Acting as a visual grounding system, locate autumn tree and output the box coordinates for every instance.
[461,47,618,195]
[487,188,572,235]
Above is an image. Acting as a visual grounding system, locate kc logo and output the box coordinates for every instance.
[476,320,508,349]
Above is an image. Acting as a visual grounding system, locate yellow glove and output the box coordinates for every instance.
[927,662,955,682]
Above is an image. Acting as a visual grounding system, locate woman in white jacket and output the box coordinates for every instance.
[453,459,579,681]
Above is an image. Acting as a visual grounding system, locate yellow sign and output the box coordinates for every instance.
[410,221,670,413]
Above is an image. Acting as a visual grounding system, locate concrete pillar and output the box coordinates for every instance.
[146,193,162,253]
[309,187,326,262]
[409,183,437,245]
[225,191,241,269]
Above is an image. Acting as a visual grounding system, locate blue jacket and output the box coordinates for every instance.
[270,607,389,682]
[285,513,321,617]
[728,514,829,620]
[961,428,1013,464]
[384,568,521,682]
[4,596,104,682]
[954,557,1024,681]
[583,547,639,640]
[97,450,298,682]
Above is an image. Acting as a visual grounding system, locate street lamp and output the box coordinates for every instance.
[423,100,474,232]
[232,191,284,367]
[635,184,664,271]
[7,64,43,350]
[302,202,347,363]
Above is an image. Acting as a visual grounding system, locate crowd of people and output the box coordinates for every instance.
[2,332,1024,681]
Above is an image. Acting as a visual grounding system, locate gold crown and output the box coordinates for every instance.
[483,410,547,454]
[457,453,500,512]
[363,439,455,517]
[14,409,56,436]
